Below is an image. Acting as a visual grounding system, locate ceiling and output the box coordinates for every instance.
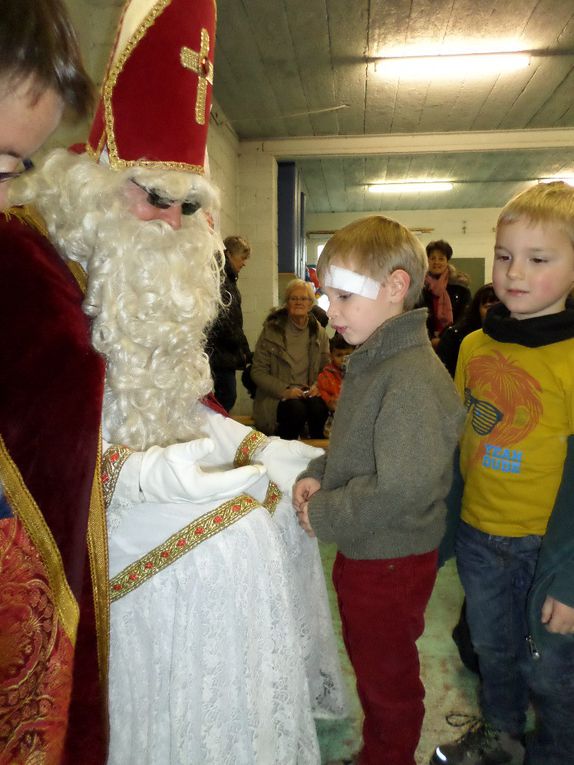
[212,0,574,212]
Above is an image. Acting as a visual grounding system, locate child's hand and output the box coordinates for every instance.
[296,501,316,538]
[541,596,574,634]
[307,383,320,397]
[292,477,321,510]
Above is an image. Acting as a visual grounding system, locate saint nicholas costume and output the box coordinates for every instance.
[39,1,344,763]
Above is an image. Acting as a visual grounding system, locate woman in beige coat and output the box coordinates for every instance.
[252,279,330,438]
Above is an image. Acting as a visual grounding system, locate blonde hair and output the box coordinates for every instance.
[317,215,427,309]
[284,278,315,304]
[224,234,250,256]
[498,182,574,247]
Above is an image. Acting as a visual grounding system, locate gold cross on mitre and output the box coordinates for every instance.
[180,28,214,126]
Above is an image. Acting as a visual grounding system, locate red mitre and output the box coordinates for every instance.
[87,0,217,174]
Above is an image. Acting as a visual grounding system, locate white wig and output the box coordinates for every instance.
[17,149,224,450]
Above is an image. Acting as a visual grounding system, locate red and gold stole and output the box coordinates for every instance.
[0,208,108,764]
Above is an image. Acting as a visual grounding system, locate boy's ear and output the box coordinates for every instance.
[387,269,411,302]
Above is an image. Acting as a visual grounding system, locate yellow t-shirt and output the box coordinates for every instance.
[455,330,574,537]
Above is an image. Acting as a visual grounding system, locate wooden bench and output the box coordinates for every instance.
[301,438,329,449]
[230,416,329,450]
[231,414,255,427]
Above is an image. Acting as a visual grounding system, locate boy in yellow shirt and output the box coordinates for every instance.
[432,181,574,765]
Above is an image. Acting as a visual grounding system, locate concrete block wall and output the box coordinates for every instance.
[207,108,240,238]
[233,151,279,415]
[207,123,280,415]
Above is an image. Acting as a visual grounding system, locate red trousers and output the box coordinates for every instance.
[333,549,438,765]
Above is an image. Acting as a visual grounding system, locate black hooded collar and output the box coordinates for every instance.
[483,302,574,348]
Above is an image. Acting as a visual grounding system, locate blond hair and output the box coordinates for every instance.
[284,278,315,304]
[498,182,574,247]
[317,215,427,309]
[224,234,251,256]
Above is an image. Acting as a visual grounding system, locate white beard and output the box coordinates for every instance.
[23,150,224,450]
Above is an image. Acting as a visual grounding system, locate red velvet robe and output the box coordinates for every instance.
[0,209,108,764]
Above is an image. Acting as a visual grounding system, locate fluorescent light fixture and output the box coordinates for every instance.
[376,52,530,79]
[368,181,453,194]
[539,176,574,186]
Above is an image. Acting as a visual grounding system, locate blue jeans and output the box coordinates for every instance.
[456,521,574,765]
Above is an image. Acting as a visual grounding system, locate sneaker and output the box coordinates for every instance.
[430,716,525,765]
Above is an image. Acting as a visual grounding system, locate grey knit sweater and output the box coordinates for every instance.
[300,308,465,559]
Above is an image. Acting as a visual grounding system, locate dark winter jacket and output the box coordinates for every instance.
[419,267,471,339]
[206,259,250,371]
[436,323,467,377]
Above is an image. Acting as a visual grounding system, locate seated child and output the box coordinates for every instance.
[293,215,465,765]
[316,332,354,415]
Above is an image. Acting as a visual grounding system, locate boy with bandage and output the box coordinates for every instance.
[294,215,464,765]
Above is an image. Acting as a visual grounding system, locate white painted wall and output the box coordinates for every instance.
[207,109,280,414]
[207,107,240,237]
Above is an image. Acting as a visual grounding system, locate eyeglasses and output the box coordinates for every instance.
[288,296,312,303]
[131,179,200,216]
[0,158,34,184]
[464,387,503,436]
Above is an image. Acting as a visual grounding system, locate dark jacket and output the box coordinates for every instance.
[206,259,250,371]
[251,307,330,435]
[436,323,466,377]
[419,268,471,339]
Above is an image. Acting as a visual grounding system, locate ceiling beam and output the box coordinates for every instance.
[239,128,574,159]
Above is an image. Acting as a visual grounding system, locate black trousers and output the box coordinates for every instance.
[212,369,237,412]
[275,396,329,440]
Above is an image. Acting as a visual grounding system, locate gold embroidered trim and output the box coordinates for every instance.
[0,435,79,643]
[96,0,211,173]
[3,205,88,294]
[65,259,88,293]
[86,436,111,718]
[110,493,259,601]
[180,27,214,126]
[263,481,281,516]
[86,142,206,174]
[101,445,133,508]
[234,429,269,467]
[102,0,170,170]
[3,205,49,239]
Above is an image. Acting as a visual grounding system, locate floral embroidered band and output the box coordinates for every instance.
[234,429,269,467]
[263,481,281,515]
[110,482,281,602]
[101,445,133,509]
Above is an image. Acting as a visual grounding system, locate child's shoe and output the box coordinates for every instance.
[430,716,525,764]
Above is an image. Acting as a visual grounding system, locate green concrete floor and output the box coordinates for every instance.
[316,544,480,765]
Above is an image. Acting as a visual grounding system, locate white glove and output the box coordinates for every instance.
[140,438,266,504]
[256,438,324,494]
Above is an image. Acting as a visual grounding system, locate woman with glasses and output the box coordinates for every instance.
[252,279,330,439]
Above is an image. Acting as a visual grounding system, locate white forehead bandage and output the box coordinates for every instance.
[323,264,381,300]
